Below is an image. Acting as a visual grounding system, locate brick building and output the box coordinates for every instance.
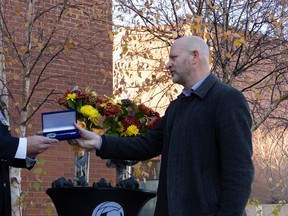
[0,0,115,215]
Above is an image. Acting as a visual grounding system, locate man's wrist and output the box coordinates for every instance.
[97,135,102,150]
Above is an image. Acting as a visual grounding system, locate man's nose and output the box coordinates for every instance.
[166,60,171,69]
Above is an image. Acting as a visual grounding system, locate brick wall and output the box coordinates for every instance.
[1,0,115,215]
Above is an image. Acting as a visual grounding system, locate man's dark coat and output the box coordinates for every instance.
[0,109,32,216]
[97,74,254,216]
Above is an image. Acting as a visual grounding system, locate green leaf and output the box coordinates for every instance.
[33,167,43,175]
[135,112,145,119]
[67,100,76,109]
[102,117,114,128]
[44,206,52,216]
[121,104,128,116]
[36,158,45,165]
[33,182,41,191]
[77,99,84,110]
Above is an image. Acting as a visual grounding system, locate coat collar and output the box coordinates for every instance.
[193,73,218,99]
[178,73,219,99]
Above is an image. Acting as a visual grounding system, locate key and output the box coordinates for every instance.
[46,132,77,138]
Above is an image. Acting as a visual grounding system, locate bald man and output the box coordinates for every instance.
[72,36,254,216]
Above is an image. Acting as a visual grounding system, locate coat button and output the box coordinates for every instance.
[3,183,6,187]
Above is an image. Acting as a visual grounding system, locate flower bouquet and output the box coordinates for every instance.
[58,86,161,184]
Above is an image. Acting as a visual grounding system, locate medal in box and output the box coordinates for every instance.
[42,110,80,140]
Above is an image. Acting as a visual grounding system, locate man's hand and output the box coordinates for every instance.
[26,135,58,157]
[69,123,102,150]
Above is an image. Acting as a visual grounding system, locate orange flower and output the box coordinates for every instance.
[72,120,88,153]
[92,128,106,135]
[77,120,87,129]
[73,121,106,154]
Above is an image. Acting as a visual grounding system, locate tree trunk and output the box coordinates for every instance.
[0,2,22,216]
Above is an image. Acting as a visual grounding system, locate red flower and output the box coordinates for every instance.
[103,103,121,117]
[138,104,154,116]
[121,116,141,130]
[74,90,87,99]
[58,86,161,137]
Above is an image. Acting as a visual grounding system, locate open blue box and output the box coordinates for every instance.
[42,110,81,141]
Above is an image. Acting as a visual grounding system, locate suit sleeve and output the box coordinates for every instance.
[96,116,165,161]
[0,122,27,168]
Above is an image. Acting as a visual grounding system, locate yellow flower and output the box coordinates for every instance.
[80,105,102,124]
[91,91,97,97]
[121,125,139,137]
[100,102,107,108]
[66,93,77,101]
[100,97,118,108]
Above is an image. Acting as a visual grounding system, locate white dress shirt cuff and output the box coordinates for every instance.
[15,137,27,159]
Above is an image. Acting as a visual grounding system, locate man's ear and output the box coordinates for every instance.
[191,50,200,63]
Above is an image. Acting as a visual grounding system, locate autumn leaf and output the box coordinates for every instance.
[18,46,29,54]
[64,39,76,51]
[255,93,262,99]
[186,14,192,19]
[37,42,44,50]
[276,179,283,187]
[37,158,45,165]
[224,31,232,38]
[32,182,41,191]
[15,9,21,15]
[194,15,202,23]
[234,40,241,47]
[108,31,114,41]
[14,127,20,135]
[44,206,52,215]
[33,167,43,175]
[239,38,246,46]
[232,32,241,38]
[226,52,232,59]
[32,37,38,44]
[66,8,73,16]
[192,23,201,32]
[24,21,29,28]
[13,74,20,80]
[172,31,177,39]
[121,42,128,55]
